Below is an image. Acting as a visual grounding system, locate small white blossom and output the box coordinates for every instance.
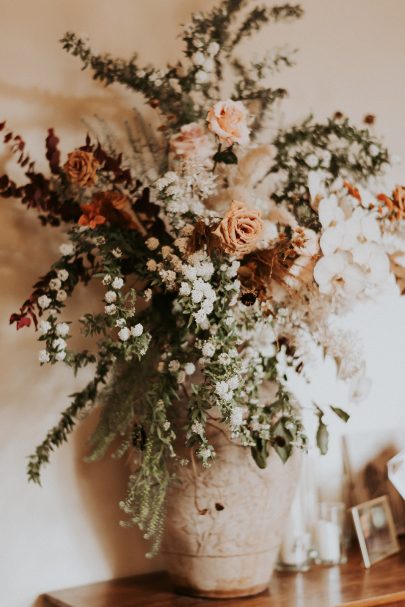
[203,57,215,72]
[59,243,74,256]
[55,350,67,362]
[207,41,220,56]
[230,406,244,427]
[56,322,69,337]
[39,320,51,335]
[192,51,205,66]
[146,237,159,251]
[112,248,122,258]
[118,327,131,341]
[56,290,67,302]
[102,274,112,285]
[163,421,171,431]
[201,300,214,314]
[49,278,62,291]
[194,309,208,327]
[179,282,192,296]
[144,288,152,302]
[218,353,230,365]
[38,295,51,309]
[38,349,50,364]
[52,337,66,351]
[57,269,69,282]
[105,304,117,315]
[131,323,144,337]
[177,370,186,384]
[305,154,319,168]
[215,381,232,400]
[105,291,117,304]
[191,288,204,303]
[369,144,379,157]
[195,70,209,84]
[228,375,240,390]
[112,277,124,290]
[157,361,165,373]
[202,341,215,358]
[191,420,204,435]
[168,359,181,373]
[184,362,196,376]
[115,318,126,328]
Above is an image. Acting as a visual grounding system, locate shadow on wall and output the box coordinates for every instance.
[0,78,163,605]
[73,413,164,578]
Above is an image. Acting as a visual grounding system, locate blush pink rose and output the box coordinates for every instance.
[169,123,213,160]
[207,99,250,146]
[213,200,263,258]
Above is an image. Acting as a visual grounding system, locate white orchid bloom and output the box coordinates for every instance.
[351,242,390,282]
[320,224,346,255]
[349,207,381,243]
[318,195,345,228]
[308,170,329,210]
[314,251,365,296]
[349,365,372,402]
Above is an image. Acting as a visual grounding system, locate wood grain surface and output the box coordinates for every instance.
[42,544,405,607]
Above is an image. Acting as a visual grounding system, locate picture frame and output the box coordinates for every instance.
[343,429,405,534]
[351,496,400,568]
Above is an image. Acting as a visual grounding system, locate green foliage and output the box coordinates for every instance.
[330,405,350,423]
[27,353,113,484]
[315,407,329,456]
[271,115,390,228]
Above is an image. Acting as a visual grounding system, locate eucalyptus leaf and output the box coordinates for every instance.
[330,406,350,423]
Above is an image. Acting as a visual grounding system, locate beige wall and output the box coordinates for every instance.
[1,1,405,605]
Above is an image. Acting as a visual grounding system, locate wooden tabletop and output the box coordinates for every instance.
[42,546,405,607]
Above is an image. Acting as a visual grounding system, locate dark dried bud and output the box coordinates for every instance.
[149,98,160,108]
[333,111,344,120]
[364,114,376,125]
[274,435,286,448]
[241,291,257,306]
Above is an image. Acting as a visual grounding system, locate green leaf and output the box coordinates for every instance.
[271,417,293,463]
[330,406,350,423]
[316,417,329,455]
[251,437,268,469]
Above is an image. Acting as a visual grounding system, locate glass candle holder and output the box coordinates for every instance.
[315,502,347,565]
[277,484,313,572]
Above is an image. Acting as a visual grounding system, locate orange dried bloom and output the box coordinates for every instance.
[344,181,362,203]
[78,191,138,230]
[377,187,405,221]
[64,150,99,187]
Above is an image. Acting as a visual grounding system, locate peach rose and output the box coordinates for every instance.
[64,150,99,187]
[213,200,263,257]
[170,123,213,160]
[207,99,249,146]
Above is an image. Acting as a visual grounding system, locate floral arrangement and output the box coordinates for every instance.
[2,0,405,557]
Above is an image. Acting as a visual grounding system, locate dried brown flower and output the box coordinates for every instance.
[213,200,263,258]
[64,150,99,187]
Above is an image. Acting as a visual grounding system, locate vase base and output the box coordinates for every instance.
[172,579,270,599]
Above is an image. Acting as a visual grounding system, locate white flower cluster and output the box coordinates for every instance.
[154,171,209,226]
[38,320,70,364]
[313,183,391,300]
[191,41,220,85]
[179,251,216,329]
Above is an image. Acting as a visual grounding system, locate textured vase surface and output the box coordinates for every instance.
[163,423,302,598]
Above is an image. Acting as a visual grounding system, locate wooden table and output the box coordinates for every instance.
[42,546,405,607]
